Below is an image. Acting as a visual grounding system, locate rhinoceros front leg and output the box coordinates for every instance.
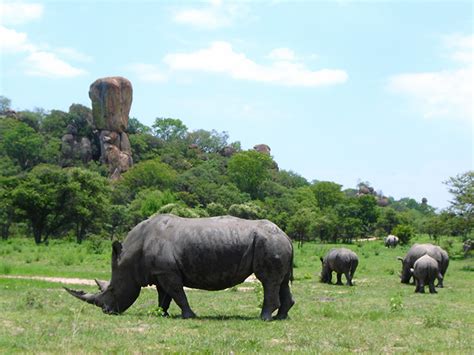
[157,274,196,319]
[156,285,172,316]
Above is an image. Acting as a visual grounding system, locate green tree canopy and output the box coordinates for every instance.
[227,150,275,199]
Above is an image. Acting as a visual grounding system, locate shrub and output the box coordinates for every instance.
[392,224,415,245]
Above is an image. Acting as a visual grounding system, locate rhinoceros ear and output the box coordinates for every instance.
[111,241,123,269]
[397,256,404,263]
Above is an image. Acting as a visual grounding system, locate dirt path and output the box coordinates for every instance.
[0,274,258,290]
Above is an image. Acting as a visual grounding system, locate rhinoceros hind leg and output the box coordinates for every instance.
[429,283,437,294]
[274,281,295,320]
[345,272,353,286]
[336,273,343,285]
[260,282,280,321]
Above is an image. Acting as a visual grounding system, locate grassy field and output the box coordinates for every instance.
[1,235,473,353]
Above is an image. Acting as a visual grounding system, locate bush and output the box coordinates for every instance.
[228,202,265,220]
[392,224,415,245]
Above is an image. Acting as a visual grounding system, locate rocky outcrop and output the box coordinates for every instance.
[60,130,92,166]
[89,77,133,178]
[253,144,271,155]
[89,77,132,132]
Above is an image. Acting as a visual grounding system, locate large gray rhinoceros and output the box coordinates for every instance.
[397,243,449,287]
[320,248,358,286]
[65,214,295,321]
[384,235,399,248]
[410,254,440,294]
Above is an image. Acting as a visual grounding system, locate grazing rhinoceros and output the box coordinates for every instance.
[384,235,399,248]
[410,254,440,294]
[65,214,295,321]
[397,243,448,287]
[320,248,358,286]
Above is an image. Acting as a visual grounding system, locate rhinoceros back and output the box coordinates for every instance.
[132,214,292,291]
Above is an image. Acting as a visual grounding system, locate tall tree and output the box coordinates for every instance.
[227,150,274,199]
[152,117,188,142]
[444,171,473,229]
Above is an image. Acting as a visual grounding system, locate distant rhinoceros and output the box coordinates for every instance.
[384,235,399,248]
[410,254,439,294]
[320,248,358,286]
[397,243,448,287]
[65,214,295,321]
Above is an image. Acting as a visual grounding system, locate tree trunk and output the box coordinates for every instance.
[33,228,42,244]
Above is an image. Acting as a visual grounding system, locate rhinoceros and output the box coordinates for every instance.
[65,214,295,321]
[320,248,358,286]
[410,254,440,294]
[384,235,399,248]
[397,243,448,287]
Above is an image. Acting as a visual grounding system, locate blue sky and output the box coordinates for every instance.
[1,0,472,209]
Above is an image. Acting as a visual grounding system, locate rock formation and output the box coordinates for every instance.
[253,144,271,155]
[60,124,92,166]
[89,77,133,177]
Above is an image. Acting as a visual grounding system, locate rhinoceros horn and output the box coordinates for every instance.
[64,287,104,307]
[94,279,110,292]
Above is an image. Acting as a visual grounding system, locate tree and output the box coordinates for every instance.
[376,207,401,235]
[287,208,318,247]
[273,170,308,189]
[186,129,229,153]
[128,189,176,225]
[119,158,177,196]
[0,176,17,239]
[12,165,71,244]
[228,150,274,199]
[152,117,188,141]
[444,171,474,234]
[1,119,44,170]
[66,168,111,243]
[128,117,151,134]
[311,181,344,210]
[0,96,11,113]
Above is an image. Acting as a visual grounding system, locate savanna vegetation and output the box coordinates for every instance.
[1,95,472,246]
[1,95,473,352]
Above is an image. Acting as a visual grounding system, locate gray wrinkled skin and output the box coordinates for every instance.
[320,248,358,286]
[65,214,295,321]
[384,235,399,248]
[398,243,448,287]
[410,254,439,294]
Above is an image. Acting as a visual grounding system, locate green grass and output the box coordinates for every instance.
[1,236,473,352]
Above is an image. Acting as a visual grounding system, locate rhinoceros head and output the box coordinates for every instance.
[319,256,331,283]
[65,241,140,314]
[397,256,411,283]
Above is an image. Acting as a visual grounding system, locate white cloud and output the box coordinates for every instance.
[127,63,167,83]
[388,34,473,123]
[163,41,348,87]
[0,3,88,78]
[24,51,86,78]
[268,48,297,61]
[173,1,248,29]
[0,1,43,25]
[442,34,474,64]
[0,25,34,52]
[55,47,93,63]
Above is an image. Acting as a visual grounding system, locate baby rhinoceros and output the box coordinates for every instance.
[320,248,359,286]
[410,254,440,294]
